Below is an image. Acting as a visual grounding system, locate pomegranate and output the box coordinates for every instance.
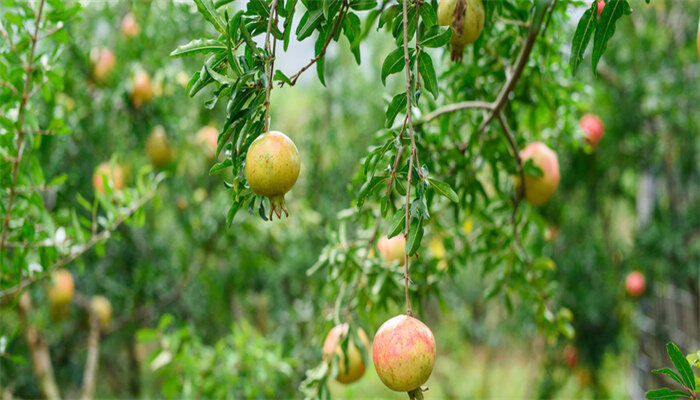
[131,69,154,108]
[48,269,74,307]
[372,315,436,392]
[91,47,115,82]
[518,142,560,206]
[146,125,173,168]
[377,235,406,266]
[625,270,646,297]
[597,0,605,18]
[544,225,558,243]
[437,0,484,62]
[196,125,219,159]
[93,162,125,194]
[90,295,112,329]
[121,12,140,37]
[563,344,578,369]
[244,131,300,219]
[579,113,604,148]
[323,324,369,384]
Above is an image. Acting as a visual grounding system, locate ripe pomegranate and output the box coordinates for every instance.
[93,162,125,194]
[244,131,300,219]
[563,344,578,369]
[437,0,484,62]
[518,142,560,206]
[48,269,74,307]
[597,0,605,17]
[323,324,370,384]
[131,69,154,108]
[121,12,140,37]
[579,113,604,148]
[625,270,646,297]
[372,315,436,392]
[196,125,219,159]
[91,47,115,82]
[146,126,173,168]
[90,295,112,329]
[377,235,406,266]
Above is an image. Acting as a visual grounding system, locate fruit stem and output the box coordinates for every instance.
[268,195,289,220]
[407,388,424,400]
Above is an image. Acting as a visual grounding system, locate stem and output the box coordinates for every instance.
[263,0,280,132]
[18,293,60,400]
[0,0,47,253]
[80,313,101,400]
[407,387,424,399]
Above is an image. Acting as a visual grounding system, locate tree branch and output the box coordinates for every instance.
[262,0,280,132]
[18,293,60,400]
[80,313,101,400]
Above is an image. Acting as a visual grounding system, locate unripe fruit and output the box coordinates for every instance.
[196,125,218,159]
[93,162,125,194]
[437,0,484,62]
[146,126,173,168]
[377,235,406,266]
[372,315,436,392]
[323,324,369,384]
[518,142,560,206]
[131,70,154,108]
[244,131,300,219]
[121,12,140,37]
[625,270,646,297]
[48,269,74,307]
[579,114,604,148]
[563,344,578,369]
[91,47,115,82]
[90,295,112,329]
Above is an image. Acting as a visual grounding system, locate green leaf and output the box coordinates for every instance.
[170,39,227,58]
[385,93,407,128]
[388,209,406,239]
[419,3,437,27]
[357,176,388,206]
[652,368,685,387]
[569,1,597,75]
[349,0,377,11]
[417,52,438,99]
[297,10,324,40]
[273,70,292,85]
[381,47,405,85]
[645,388,692,399]
[591,0,630,75]
[667,343,696,391]
[406,217,423,256]
[193,0,227,34]
[420,25,450,48]
[427,178,458,203]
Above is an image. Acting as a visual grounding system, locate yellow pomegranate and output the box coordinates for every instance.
[146,126,173,168]
[323,324,370,384]
[437,0,485,62]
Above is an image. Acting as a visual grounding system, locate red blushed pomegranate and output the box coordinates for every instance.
[323,324,369,384]
[597,0,605,17]
[48,269,74,307]
[131,70,154,108]
[377,235,406,266]
[121,12,140,37]
[244,131,300,219]
[90,295,112,330]
[579,114,604,148]
[372,315,436,392]
[625,271,646,297]
[518,142,560,206]
[564,344,578,369]
[93,162,125,194]
[197,125,219,159]
[91,47,115,82]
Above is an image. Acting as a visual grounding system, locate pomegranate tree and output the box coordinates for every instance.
[377,235,406,266]
[121,12,140,37]
[244,131,300,219]
[146,126,173,168]
[625,270,646,297]
[91,47,115,82]
[437,0,484,62]
[131,69,154,108]
[323,324,369,384]
[48,269,74,307]
[93,162,125,194]
[579,113,604,148]
[372,315,436,393]
[90,295,113,329]
[518,142,560,206]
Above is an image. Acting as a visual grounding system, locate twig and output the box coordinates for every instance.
[496,112,524,237]
[287,1,348,86]
[80,313,101,400]
[262,0,280,132]
[18,293,60,400]
[414,101,492,127]
[0,0,47,253]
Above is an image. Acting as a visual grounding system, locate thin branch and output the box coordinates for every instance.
[1,0,47,253]
[18,293,60,400]
[287,1,348,86]
[496,111,524,210]
[415,101,493,127]
[0,189,157,305]
[262,0,280,132]
[80,312,101,400]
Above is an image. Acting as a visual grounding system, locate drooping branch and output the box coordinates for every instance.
[80,312,101,400]
[262,0,280,132]
[18,293,60,400]
[0,0,47,253]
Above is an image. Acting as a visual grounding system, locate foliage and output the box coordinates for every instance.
[646,343,698,400]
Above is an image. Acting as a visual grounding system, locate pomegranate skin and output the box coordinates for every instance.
[579,114,604,147]
[131,70,154,108]
[519,142,560,206]
[48,269,74,306]
[377,235,406,266]
[597,0,605,18]
[93,162,125,194]
[323,324,369,384]
[372,315,436,392]
[244,131,300,219]
[437,0,484,62]
[625,271,646,297]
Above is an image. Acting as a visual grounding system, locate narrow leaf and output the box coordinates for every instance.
[385,93,407,128]
[417,52,438,99]
[381,47,405,85]
[420,25,451,48]
[427,178,458,203]
[591,0,630,75]
[667,343,696,391]
[645,388,692,400]
[569,1,597,75]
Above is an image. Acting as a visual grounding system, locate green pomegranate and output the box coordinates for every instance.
[437,0,484,62]
[244,131,300,219]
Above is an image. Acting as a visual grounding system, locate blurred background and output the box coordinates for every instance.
[0,0,698,399]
